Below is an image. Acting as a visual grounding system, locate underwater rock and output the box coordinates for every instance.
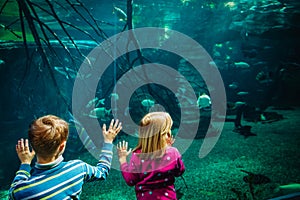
[241,170,271,185]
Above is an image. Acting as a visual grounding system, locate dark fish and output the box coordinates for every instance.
[233,126,257,138]
[241,170,271,184]
[0,59,5,65]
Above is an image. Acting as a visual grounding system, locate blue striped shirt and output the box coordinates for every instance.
[9,143,113,200]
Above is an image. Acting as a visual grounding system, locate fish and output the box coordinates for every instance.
[86,97,99,108]
[0,59,5,66]
[235,101,246,107]
[279,183,300,190]
[54,66,77,79]
[197,93,211,109]
[95,98,105,107]
[234,62,250,68]
[110,93,119,101]
[215,43,223,48]
[89,107,111,119]
[113,6,127,22]
[228,82,239,90]
[86,97,105,108]
[141,99,155,107]
[233,126,257,138]
[253,61,267,67]
[241,170,271,185]
[243,49,257,58]
[256,71,268,81]
[237,91,249,96]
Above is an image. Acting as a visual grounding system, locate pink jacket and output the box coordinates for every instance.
[120,146,185,200]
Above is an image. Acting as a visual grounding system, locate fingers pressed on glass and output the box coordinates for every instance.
[24,139,29,149]
[109,119,115,129]
[20,139,24,149]
[102,123,106,131]
[122,140,126,149]
[117,122,122,132]
[113,119,119,129]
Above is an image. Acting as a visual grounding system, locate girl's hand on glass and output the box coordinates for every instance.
[167,134,175,146]
[117,140,132,164]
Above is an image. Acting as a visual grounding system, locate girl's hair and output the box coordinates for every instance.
[134,112,173,159]
[28,115,69,158]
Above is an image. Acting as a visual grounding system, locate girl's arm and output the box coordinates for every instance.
[173,148,185,177]
[117,140,139,186]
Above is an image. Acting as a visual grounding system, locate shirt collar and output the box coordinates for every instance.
[35,155,64,169]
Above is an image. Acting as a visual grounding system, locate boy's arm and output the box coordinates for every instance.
[9,139,35,199]
[83,119,122,181]
[84,142,113,181]
[9,164,32,199]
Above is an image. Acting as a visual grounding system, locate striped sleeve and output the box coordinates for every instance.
[9,164,31,199]
[83,142,113,182]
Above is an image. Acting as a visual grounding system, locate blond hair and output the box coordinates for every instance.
[28,115,69,158]
[134,112,173,159]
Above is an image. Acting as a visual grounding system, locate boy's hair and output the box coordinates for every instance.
[134,112,173,159]
[28,115,69,158]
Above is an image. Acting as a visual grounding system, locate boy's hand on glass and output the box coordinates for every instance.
[102,119,122,143]
[117,140,132,164]
[16,138,35,164]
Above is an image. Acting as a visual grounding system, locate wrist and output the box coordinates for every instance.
[119,158,127,164]
[21,161,31,165]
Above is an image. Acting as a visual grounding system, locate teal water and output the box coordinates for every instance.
[0,0,300,199]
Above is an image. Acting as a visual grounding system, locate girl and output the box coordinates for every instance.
[117,112,185,200]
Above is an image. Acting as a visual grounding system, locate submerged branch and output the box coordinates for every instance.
[0,23,22,39]
[0,0,9,14]
[28,1,78,65]
[74,0,108,39]
[18,1,30,90]
[65,0,108,39]
[17,0,71,109]
[45,0,85,59]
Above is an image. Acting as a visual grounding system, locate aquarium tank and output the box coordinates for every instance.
[0,0,300,199]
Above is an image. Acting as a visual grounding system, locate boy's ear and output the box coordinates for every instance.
[59,141,66,151]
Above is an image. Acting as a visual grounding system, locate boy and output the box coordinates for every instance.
[9,115,121,199]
